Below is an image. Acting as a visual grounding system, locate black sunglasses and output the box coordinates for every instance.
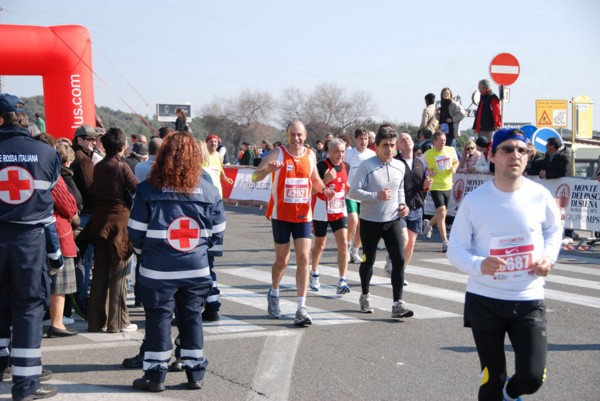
[498,145,528,155]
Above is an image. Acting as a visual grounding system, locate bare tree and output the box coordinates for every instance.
[279,87,306,123]
[230,89,275,126]
[279,83,374,138]
[201,90,277,161]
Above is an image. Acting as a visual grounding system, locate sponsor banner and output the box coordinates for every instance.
[225,168,600,232]
[222,166,271,204]
[424,174,600,232]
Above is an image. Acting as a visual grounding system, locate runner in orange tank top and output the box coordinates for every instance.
[252,120,334,326]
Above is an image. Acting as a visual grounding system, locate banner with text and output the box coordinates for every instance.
[222,168,598,231]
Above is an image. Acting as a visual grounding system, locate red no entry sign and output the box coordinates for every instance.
[489,53,520,86]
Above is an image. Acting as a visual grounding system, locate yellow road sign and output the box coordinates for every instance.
[536,100,568,128]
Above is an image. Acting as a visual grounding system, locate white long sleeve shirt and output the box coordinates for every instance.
[447,177,562,301]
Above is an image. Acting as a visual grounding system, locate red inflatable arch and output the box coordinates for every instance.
[0,24,96,139]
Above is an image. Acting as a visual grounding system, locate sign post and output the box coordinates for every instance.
[489,53,520,127]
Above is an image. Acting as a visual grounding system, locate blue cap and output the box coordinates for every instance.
[0,93,27,113]
[491,128,529,152]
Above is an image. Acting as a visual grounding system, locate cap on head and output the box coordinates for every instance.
[491,129,528,152]
[74,124,98,138]
[475,136,490,148]
[0,93,27,113]
[206,134,219,143]
[132,142,148,156]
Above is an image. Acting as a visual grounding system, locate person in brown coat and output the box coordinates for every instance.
[77,128,140,333]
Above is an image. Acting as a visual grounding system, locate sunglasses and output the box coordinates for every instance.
[498,145,528,156]
[464,147,474,150]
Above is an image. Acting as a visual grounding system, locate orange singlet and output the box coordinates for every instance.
[266,145,316,222]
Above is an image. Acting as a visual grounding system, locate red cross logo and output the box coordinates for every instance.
[0,166,35,205]
[167,217,201,252]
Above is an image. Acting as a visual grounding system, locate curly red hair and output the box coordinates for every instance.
[148,131,202,192]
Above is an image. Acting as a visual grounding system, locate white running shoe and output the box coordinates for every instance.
[267,289,281,319]
[336,279,351,295]
[349,252,361,264]
[359,293,374,313]
[391,300,414,319]
[423,219,433,239]
[309,273,320,292]
[294,307,312,327]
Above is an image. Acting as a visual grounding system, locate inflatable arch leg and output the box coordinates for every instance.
[0,24,96,139]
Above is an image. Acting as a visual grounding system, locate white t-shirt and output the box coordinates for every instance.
[344,147,376,185]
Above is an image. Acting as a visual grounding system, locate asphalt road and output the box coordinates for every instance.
[2,204,599,401]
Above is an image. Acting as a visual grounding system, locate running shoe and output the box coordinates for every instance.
[503,376,523,401]
[391,300,414,318]
[349,251,361,264]
[359,293,374,313]
[267,289,281,319]
[423,219,433,239]
[384,256,392,277]
[294,307,312,327]
[442,240,448,253]
[309,272,320,292]
[336,279,351,295]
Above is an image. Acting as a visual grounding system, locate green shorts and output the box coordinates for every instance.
[345,198,360,214]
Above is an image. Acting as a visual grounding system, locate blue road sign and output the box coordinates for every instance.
[531,127,561,153]
[519,124,537,140]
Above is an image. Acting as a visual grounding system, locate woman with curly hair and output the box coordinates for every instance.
[128,131,226,392]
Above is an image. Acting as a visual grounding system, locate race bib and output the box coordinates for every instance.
[327,191,345,214]
[489,234,535,282]
[435,155,452,171]
[284,178,309,204]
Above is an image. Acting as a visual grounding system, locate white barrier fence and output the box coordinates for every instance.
[223,167,600,232]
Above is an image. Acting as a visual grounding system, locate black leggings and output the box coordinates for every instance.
[466,293,547,401]
[358,219,405,301]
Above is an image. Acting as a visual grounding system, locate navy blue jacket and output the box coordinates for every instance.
[0,125,62,267]
[0,126,60,224]
[127,177,226,289]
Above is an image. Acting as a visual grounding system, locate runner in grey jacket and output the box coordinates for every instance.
[349,156,406,222]
[348,125,413,319]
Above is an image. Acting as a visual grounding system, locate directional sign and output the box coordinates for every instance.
[489,53,520,86]
[536,100,568,128]
[531,127,561,153]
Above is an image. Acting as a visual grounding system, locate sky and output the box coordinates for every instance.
[1,0,600,131]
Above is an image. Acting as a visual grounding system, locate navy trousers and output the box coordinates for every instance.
[0,224,49,401]
[141,282,211,384]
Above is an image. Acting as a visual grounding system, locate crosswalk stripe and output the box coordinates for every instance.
[221,267,459,319]
[218,281,364,326]
[402,263,600,309]
[312,264,460,318]
[420,257,600,278]
[203,315,265,334]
